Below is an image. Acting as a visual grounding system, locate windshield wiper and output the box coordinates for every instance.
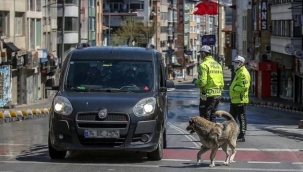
[91,88,133,93]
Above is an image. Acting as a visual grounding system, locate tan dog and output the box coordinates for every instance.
[186,110,239,167]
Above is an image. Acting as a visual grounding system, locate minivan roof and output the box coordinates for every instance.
[69,46,158,61]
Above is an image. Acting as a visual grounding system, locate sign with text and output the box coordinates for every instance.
[201,35,216,45]
[260,0,268,30]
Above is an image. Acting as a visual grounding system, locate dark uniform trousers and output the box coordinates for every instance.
[230,103,247,138]
[199,96,221,123]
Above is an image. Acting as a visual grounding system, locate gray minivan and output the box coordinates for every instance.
[45,46,174,161]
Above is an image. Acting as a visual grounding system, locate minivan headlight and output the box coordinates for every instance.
[133,97,156,117]
[53,96,73,116]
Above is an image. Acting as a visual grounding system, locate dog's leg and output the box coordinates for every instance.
[196,146,209,165]
[209,147,219,167]
[221,143,230,165]
[228,140,237,163]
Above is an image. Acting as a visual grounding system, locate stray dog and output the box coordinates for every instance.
[186,110,239,167]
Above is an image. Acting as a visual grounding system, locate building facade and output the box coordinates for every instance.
[0,0,57,107]
[270,0,302,102]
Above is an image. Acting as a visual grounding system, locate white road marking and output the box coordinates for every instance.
[293,162,303,165]
[166,146,302,152]
[247,161,281,164]
[0,160,303,171]
[167,122,201,148]
[0,155,15,157]
[167,123,302,152]
[0,143,26,146]
[162,159,191,162]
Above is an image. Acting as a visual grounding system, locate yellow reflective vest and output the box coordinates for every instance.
[194,56,224,97]
[229,66,251,103]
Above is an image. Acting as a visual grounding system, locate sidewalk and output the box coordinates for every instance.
[0,94,54,111]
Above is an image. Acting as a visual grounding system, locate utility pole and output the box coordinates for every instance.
[231,0,236,80]
[79,0,82,43]
[217,0,220,63]
[61,0,65,66]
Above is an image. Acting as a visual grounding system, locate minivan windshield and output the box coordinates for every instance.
[65,60,154,92]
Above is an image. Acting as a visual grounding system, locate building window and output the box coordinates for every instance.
[89,17,95,31]
[57,17,79,31]
[15,12,24,36]
[65,0,78,5]
[129,1,144,10]
[89,0,95,7]
[36,0,41,11]
[30,18,35,50]
[0,11,9,37]
[280,70,293,99]
[36,19,41,46]
[272,20,291,37]
[29,0,35,11]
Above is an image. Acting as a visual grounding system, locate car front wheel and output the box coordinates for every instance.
[147,131,163,161]
[48,135,67,159]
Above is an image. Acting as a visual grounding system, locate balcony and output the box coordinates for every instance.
[103,0,145,16]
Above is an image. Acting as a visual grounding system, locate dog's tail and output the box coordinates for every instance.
[215,110,236,122]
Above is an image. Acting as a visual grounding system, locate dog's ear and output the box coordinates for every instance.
[189,117,194,123]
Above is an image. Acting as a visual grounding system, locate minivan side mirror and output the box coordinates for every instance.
[45,78,59,90]
[166,80,175,88]
[160,80,175,92]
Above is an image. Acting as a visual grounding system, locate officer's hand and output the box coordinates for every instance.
[192,78,197,84]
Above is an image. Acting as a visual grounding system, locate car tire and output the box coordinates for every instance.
[48,136,67,159]
[147,131,163,161]
[163,129,167,149]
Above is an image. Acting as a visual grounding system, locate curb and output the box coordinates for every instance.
[220,97,303,129]
[220,97,303,113]
[0,107,50,124]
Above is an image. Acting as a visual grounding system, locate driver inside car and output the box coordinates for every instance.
[123,68,140,86]
[83,67,103,85]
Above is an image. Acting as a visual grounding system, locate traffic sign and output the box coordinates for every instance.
[201,35,216,45]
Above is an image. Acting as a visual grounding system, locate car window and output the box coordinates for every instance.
[65,60,154,92]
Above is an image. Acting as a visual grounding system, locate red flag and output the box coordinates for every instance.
[192,1,218,15]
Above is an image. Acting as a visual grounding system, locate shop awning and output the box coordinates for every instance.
[3,42,20,52]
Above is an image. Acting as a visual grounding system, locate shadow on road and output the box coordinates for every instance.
[15,144,149,164]
[160,162,227,168]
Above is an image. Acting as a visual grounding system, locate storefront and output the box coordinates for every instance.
[248,60,278,98]
[294,58,303,103]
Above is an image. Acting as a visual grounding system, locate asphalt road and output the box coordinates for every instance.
[0,83,302,172]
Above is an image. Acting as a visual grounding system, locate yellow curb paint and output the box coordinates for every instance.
[32,109,37,115]
[0,111,4,119]
[21,109,27,116]
[40,108,45,114]
[10,110,17,117]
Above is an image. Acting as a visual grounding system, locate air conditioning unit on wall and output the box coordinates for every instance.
[261,53,271,61]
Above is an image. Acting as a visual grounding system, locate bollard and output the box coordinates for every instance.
[27,109,33,119]
[16,110,23,121]
[21,109,29,120]
[35,109,42,118]
[3,110,11,122]
[299,120,303,129]
[0,111,3,124]
[43,108,50,116]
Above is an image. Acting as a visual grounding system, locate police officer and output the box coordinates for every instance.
[192,45,224,122]
[229,55,251,142]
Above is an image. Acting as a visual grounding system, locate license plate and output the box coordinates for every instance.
[84,129,120,138]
